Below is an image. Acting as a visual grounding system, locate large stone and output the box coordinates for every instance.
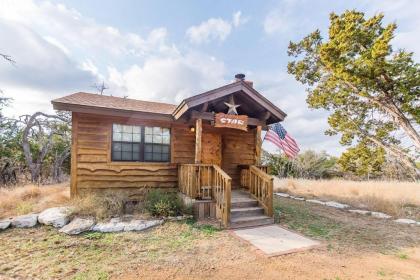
[59,217,96,235]
[306,199,326,205]
[123,219,163,232]
[91,218,126,233]
[11,214,38,228]
[0,220,11,230]
[91,218,163,233]
[348,209,370,215]
[371,212,392,219]
[38,207,72,228]
[394,218,417,225]
[325,201,349,209]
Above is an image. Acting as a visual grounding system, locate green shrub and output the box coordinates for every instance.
[145,189,182,217]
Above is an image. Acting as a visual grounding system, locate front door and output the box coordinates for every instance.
[201,132,222,166]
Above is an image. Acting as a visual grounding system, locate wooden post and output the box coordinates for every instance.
[195,118,202,164]
[255,125,262,165]
[267,176,274,217]
[70,112,78,197]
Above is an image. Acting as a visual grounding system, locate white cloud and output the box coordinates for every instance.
[186,11,247,44]
[0,0,227,117]
[107,52,226,104]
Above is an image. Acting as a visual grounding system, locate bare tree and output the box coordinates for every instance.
[20,112,70,183]
[0,53,15,64]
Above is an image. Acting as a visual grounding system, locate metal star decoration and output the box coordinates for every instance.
[224,96,240,115]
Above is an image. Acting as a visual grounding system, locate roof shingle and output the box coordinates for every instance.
[52,92,177,115]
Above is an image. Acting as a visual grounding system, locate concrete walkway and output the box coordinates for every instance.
[233,225,321,256]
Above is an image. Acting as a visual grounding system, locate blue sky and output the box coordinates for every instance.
[1,0,419,156]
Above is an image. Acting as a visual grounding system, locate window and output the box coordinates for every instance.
[112,124,170,162]
[144,127,170,162]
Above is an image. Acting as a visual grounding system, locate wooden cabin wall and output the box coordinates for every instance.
[71,112,256,197]
[200,124,256,187]
[72,112,193,197]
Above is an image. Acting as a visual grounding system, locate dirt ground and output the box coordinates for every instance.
[1,197,419,280]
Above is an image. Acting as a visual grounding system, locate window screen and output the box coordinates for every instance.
[111,124,170,162]
[144,127,170,162]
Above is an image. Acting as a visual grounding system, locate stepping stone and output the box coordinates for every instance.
[306,199,326,205]
[234,225,321,256]
[348,209,370,215]
[12,214,38,228]
[325,201,349,209]
[371,212,392,219]
[275,193,290,198]
[38,207,72,228]
[394,218,417,225]
[290,196,305,201]
[59,217,95,235]
[0,220,11,230]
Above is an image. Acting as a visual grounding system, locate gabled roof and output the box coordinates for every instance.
[52,92,176,115]
[51,80,287,124]
[172,80,287,123]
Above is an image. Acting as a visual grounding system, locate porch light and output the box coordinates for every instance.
[190,126,195,132]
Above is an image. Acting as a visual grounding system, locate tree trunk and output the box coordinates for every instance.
[51,147,70,183]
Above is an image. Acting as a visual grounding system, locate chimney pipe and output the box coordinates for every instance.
[235,73,245,82]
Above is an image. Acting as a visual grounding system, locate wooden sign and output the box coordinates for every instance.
[214,113,248,131]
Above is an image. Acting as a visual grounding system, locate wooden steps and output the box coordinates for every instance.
[229,189,274,229]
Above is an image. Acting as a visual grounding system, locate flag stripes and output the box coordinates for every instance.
[264,123,300,158]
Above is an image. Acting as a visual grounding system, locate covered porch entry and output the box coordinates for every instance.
[173,75,286,228]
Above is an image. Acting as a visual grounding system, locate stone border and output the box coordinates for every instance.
[0,207,191,234]
[274,192,420,226]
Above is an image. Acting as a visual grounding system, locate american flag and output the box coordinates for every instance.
[264,123,300,158]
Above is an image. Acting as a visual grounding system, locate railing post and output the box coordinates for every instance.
[225,178,231,227]
[267,176,273,217]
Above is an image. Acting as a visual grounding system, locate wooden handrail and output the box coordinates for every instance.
[178,164,231,227]
[245,165,273,217]
[212,165,231,227]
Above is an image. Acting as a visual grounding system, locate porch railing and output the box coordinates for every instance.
[240,165,273,217]
[178,164,231,227]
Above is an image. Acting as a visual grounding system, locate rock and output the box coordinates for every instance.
[59,217,95,235]
[123,219,163,231]
[325,201,349,209]
[290,196,305,201]
[11,214,38,228]
[38,207,72,228]
[306,199,326,205]
[371,212,392,219]
[0,220,11,230]
[275,193,290,198]
[348,209,370,215]
[91,218,126,233]
[91,217,164,233]
[394,218,417,225]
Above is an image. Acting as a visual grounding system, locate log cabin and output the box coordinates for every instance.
[51,74,287,228]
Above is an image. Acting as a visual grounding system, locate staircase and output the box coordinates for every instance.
[229,189,273,229]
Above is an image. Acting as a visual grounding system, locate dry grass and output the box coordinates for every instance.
[70,192,134,220]
[274,178,420,218]
[0,183,70,219]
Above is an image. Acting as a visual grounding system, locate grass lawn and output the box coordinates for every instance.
[1,197,419,280]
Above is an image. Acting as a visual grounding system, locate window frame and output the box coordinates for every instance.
[111,124,171,163]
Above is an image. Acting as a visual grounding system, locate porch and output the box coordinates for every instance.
[178,163,274,228]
